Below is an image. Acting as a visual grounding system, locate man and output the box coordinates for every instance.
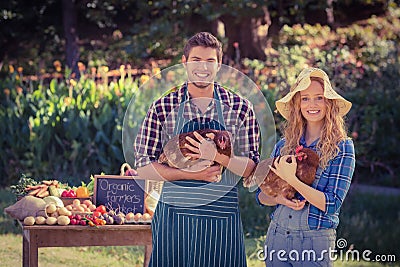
[134,32,259,267]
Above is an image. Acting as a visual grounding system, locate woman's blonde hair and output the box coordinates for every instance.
[280,77,348,168]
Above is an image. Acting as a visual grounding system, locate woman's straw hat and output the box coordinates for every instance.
[276,67,352,120]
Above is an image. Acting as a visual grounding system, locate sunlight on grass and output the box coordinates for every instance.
[1,233,396,267]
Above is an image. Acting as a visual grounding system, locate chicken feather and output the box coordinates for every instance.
[158,129,232,169]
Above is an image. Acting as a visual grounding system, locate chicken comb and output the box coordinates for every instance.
[295,145,303,154]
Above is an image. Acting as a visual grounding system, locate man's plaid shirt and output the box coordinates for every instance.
[134,83,260,168]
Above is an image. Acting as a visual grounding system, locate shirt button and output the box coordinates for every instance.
[289,215,292,219]
[286,231,290,234]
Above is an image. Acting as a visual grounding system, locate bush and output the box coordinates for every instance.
[0,65,154,186]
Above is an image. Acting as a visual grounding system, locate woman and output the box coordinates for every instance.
[256,67,355,266]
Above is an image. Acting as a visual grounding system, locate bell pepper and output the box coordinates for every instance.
[76,182,89,198]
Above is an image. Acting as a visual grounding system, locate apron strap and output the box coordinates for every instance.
[214,84,226,130]
[174,83,225,135]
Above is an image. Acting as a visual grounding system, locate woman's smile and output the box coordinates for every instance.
[300,81,326,123]
[307,110,321,114]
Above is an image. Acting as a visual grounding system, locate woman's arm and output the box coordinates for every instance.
[269,140,355,213]
[319,140,355,215]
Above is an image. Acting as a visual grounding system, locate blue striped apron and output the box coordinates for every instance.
[149,85,247,267]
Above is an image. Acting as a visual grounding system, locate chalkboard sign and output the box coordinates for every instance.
[94,175,146,214]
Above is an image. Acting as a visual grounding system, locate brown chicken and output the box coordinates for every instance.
[158,129,232,169]
[244,145,319,199]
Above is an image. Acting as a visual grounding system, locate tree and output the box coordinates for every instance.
[62,0,79,75]
[0,0,391,71]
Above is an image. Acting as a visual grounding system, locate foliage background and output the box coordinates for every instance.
[2,3,400,187]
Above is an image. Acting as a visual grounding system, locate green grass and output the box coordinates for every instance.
[1,234,395,267]
[1,187,399,266]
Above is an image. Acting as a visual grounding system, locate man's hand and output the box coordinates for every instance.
[136,161,222,183]
[182,163,222,183]
[184,132,217,161]
[181,159,213,172]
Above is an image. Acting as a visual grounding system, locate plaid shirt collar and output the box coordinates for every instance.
[176,82,231,116]
[299,135,319,149]
[177,82,230,103]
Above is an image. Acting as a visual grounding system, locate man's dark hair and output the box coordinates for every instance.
[183,32,223,63]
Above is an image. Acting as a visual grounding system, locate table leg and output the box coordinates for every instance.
[23,231,29,267]
[143,244,152,267]
[28,231,38,267]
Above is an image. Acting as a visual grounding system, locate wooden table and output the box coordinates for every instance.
[20,221,152,267]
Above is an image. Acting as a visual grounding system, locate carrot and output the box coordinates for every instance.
[25,184,41,191]
[35,185,48,197]
[28,188,41,195]
[37,190,49,198]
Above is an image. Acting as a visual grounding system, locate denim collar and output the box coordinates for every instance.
[299,135,319,149]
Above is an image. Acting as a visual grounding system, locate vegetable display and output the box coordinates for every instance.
[12,171,155,227]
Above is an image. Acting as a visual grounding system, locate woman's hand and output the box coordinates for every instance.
[258,191,306,210]
[275,195,306,210]
[184,131,218,161]
[269,155,299,186]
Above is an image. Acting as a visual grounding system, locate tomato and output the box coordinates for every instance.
[93,211,102,218]
[95,205,107,214]
[125,169,138,176]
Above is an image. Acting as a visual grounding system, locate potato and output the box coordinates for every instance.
[35,216,46,225]
[23,216,35,226]
[46,204,57,214]
[83,199,93,207]
[57,215,70,226]
[58,207,71,216]
[72,199,81,207]
[76,206,84,212]
[46,217,58,225]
